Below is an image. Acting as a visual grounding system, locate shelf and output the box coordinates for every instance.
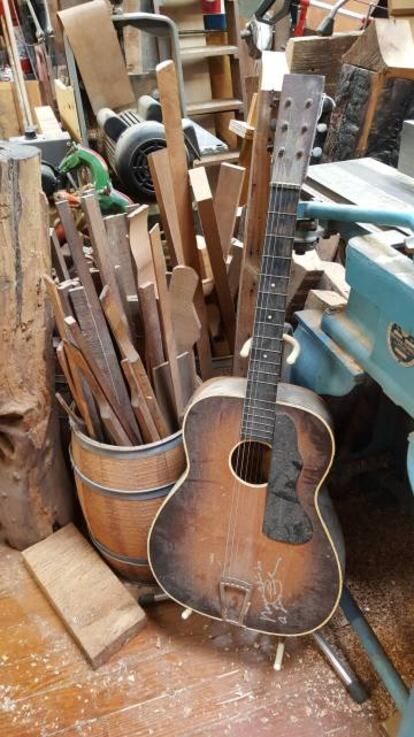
[187,98,244,115]
[181,44,239,62]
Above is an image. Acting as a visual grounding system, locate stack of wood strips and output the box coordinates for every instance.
[47,61,247,447]
[48,195,197,446]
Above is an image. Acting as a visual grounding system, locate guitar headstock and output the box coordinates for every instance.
[270,74,324,187]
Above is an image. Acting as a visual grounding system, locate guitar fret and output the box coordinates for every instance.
[244,399,276,408]
[243,175,303,432]
[242,418,275,429]
[241,430,273,441]
[261,252,292,259]
[260,290,288,297]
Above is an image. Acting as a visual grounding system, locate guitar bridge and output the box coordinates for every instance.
[219,577,252,625]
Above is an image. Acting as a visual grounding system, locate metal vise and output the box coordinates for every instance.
[291,231,414,489]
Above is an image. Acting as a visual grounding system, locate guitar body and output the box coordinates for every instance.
[149,377,343,636]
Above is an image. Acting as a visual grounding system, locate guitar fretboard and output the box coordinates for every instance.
[242,184,301,443]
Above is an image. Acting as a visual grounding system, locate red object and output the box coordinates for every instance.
[294,0,310,36]
[201,0,222,14]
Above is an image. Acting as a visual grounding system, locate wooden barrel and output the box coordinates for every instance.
[70,426,185,583]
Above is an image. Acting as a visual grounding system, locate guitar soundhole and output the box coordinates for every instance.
[230,441,271,486]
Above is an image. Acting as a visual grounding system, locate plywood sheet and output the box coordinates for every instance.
[58,0,134,113]
[22,524,146,668]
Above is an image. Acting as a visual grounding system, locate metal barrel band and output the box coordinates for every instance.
[69,448,174,500]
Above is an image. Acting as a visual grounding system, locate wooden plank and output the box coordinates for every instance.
[100,285,170,439]
[149,224,184,421]
[44,275,72,339]
[51,229,70,282]
[22,524,146,668]
[121,359,162,444]
[286,32,360,97]
[81,194,128,322]
[233,55,278,376]
[56,339,101,441]
[58,0,134,114]
[127,204,157,289]
[63,338,133,446]
[68,283,140,443]
[169,265,201,355]
[214,163,245,257]
[57,198,140,443]
[54,79,82,141]
[189,167,236,350]
[155,60,197,268]
[155,65,213,380]
[138,281,165,372]
[104,213,137,301]
[152,352,198,430]
[148,148,185,266]
[34,106,62,136]
[342,19,414,78]
[227,238,244,300]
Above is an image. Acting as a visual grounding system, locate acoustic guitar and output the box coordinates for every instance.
[148,74,343,636]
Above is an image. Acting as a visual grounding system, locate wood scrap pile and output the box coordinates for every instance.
[47,64,247,447]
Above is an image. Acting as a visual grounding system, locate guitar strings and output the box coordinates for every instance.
[226,94,293,589]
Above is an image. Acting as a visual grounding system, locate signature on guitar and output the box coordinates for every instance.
[255,558,288,624]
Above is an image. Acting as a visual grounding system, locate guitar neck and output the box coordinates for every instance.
[242,184,301,443]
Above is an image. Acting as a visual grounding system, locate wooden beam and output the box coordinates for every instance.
[22,524,146,668]
[169,265,201,355]
[138,281,165,372]
[156,60,213,380]
[0,144,72,549]
[57,199,140,442]
[214,163,245,257]
[149,224,184,422]
[148,148,185,266]
[189,167,236,350]
[100,285,170,439]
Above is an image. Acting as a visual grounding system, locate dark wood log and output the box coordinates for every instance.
[324,63,414,166]
[0,143,72,549]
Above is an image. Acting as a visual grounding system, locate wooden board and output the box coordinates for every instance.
[169,265,201,355]
[58,0,134,114]
[155,66,212,379]
[127,205,157,289]
[22,524,146,669]
[138,281,164,372]
[149,224,183,421]
[232,75,274,376]
[286,32,361,98]
[214,163,245,257]
[342,19,414,78]
[0,80,42,138]
[148,148,185,266]
[0,144,72,550]
[189,166,236,350]
[34,106,62,136]
[54,79,82,141]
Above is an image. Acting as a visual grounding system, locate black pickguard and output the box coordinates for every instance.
[263,411,313,544]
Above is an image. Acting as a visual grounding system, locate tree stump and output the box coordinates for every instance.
[0,143,72,549]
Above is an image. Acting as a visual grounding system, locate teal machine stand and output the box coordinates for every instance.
[292,199,414,725]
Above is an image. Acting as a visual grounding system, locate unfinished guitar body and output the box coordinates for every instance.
[149,377,343,636]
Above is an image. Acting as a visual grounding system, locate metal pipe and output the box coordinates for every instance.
[340,588,409,714]
[297,200,414,233]
[312,630,368,703]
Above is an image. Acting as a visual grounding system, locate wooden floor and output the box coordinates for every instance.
[0,480,413,737]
